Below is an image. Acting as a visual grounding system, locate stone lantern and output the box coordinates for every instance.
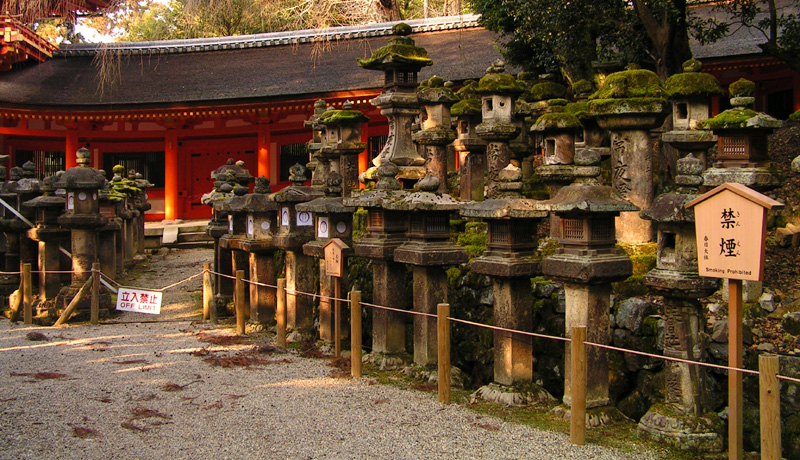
[461,164,551,402]
[0,166,22,295]
[343,161,411,367]
[129,169,153,255]
[474,60,525,199]
[109,165,136,269]
[637,154,723,453]
[518,73,567,178]
[269,163,323,338]
[97,179,124,278]
[661,59,724,173]
[307,99,329,191]
[7,162,42,275]
[413,76,458,194]
[203,159,254,306]
[52,148,110,314]
[297,172,355,343]
[358,22,432,185]
[701,78,782,191]
[451,81,487,201]
[566,80,609,154]
[382,174,467,367]
[588,67,670,243]
[238,177,279,324]
[319,100,368,196]
[536,148,637,417]
[24,174,68,301]
[216,183,251,311]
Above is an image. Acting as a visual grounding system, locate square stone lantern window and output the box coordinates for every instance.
[658,231,677,265]
[66,190,99,215]
[487,220,536,251]
[99,201,117,218]
[482,95,513,123]
[246,211,277,239]
[558,214,616,252]
[385,69,418,89]
[407,213,449,240]
[672,99,711,130]
[315,214,351,239]
[715,131,769,167]
[367,209,407,235]
[277,205,314,235]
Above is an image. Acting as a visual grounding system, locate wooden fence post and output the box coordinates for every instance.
[90,262,100,325]
[759,354,781,460]
[235,270,245,335]
[571,325,587,446]
[9,265,23,322]
[22,263,32,325]
[334,277,341,358]
[203,263,212,322]
[729,279,744,460]
[437,303,450,405]
[277,278,286,348]
[350,291,362,378]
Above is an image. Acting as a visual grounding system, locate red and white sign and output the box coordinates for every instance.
[116,288,163,315]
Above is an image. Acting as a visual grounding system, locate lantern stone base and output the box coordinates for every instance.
[54,283,113,318]
[702,167,781,191]
[552,404,629,428]
[471,382,556,407]
[362,352,411,371]
[637,403,724,453]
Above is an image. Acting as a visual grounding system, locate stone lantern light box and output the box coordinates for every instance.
[686,182,782,281]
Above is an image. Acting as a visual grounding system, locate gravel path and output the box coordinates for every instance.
[0,248,663,460]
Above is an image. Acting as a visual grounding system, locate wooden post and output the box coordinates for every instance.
[759,354,781,460]
[334,276,341,358]
[90,262,100,325]
[277,278,286,348]
[437,303,450,404]
[570,325,587,445]
[235,269,246,335]
[22,263,32,325]
[350,290,362,378]
[54,277,93,326]
[728,279,744,460]
[203,263,212,322]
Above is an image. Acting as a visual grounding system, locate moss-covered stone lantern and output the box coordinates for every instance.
[383,174,467,367]
[451,80,487,201]
[522,74,568,177]
[238,177,279,324]
[566,80,609,154]
[637,153,723,453]
[97,177,124,278]
[52,148,111,316]
[306,99,329,190]
[461,164,552,400]
[588,67,670,243]
[7,161,42,276]
[129,169,153,255]
[700,78,782,191]
[535,148,637,416]
[358,22,432,184]
[414,76,458,194]
[108,165,137,268]
[474,60,526,198]
[343,161,411,367]
[24,174,68,301]
[269,163,323,339]
[661,59,724,172]
[0,166,21,294]
[319,101,368,196]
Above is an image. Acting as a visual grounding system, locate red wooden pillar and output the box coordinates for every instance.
[65,128,78,169]
[358,122,369,189]
[164,128,179,220]
[258,120,271,180]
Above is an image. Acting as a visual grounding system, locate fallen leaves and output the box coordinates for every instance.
[25,332,50,341]
[195,331,251,346]
[72,426,99,438]
[113,359,148,365]
[161,381,199,392]
[202,353,292,368]
[10,371,67,380]
[121,405,170,432]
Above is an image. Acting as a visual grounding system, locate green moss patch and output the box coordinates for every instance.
[588,97,669,115]
[664,72,724,98]
[357,43,433,70]
[700,107,759,129]
[590,69,666,99]
[528,81,567,101]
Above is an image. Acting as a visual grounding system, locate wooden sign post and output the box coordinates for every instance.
[324,238,349,358]
[686,182,783,460]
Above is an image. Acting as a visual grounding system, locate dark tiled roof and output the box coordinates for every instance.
[0,15,502,109]
[689,0,798,59]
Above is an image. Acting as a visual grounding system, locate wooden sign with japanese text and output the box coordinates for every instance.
[324,238,349,278]
[686,183,783,281]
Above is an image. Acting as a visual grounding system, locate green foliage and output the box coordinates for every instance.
[790,109,800,123]
[456,221,488,259]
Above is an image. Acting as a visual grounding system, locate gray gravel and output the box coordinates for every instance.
[0,248,664,460]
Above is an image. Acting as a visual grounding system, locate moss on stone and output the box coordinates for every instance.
[537,238,560,258]
[322,109,369,125]
[664,72,724,98]
[789,109,800,123]
[590,69,666,99]
[351,208,368,239]
[588,97,669,116]
[451,98,481,117]
[357,43,433,70]
[613,275,649,299]
[528,81,567,101]
[475,72,525,95]
[617,243,657,276]
[699,107,760,129]
[729,78,755,97]
[571,79,593,97]
[565,101,590,119]
[456,221,488,259]
[531,111,582,131]
[522,175,550,200]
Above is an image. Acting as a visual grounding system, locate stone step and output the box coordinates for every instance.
[177,232,212,243]
[177,224,208,234]
[166,240,214,249]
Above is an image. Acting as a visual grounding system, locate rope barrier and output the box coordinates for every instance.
[361,301,436,318]
[285,288,351,303]
[777,374,800,385]
[154,272,203,292]
[447,317,571,342]
[208,269,236,281]
[240,277,278,289]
